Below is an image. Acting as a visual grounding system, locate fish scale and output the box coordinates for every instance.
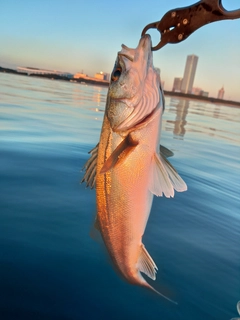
[83,34,187,303]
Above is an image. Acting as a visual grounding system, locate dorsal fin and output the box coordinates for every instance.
[81,143,99,188]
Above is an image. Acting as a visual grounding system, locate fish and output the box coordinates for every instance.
[82,34,187,302]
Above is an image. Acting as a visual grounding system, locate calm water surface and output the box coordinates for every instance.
[0,73,239,320]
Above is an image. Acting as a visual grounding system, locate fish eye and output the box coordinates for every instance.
[111,67,122,82]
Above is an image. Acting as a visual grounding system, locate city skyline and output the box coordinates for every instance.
[1,62,232,101]
[4,53,235,100]
[1,0,240,101]
[172,54,209,97]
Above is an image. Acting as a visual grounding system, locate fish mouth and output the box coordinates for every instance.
[138,34,152,49]
[107,34,158,132]
[115,35,155,132]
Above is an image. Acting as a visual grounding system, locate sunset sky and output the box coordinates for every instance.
[1,0,240,100]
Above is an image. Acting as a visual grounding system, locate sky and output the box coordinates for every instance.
[1,0,240,101]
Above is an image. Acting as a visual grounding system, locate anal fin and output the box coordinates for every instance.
[138,245,178,305]
[137,244,158,281]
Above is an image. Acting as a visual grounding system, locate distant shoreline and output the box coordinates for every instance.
[163,90,240,107]
[1,66,239,107]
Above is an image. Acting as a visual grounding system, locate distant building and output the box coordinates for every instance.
[17,67,73,78]
[199,90,209,97]
[172,77,182,92]
[191,87,209,97]
[217,86,225,99]
[74,72,88,79]
[95,72,105,80]
[73,72,109,84]
[181,55,198,94]
[192,87,202,95]
[95,71,110,81]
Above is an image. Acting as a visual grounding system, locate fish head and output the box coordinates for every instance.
[107,34,162,132]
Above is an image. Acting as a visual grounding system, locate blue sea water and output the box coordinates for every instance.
[0,72,239,320]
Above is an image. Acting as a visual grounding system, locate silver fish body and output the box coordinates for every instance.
[96,107,160,285]
[82,35,187,301]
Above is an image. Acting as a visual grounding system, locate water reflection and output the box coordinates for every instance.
[70,83,107,107]
[92,87,107,106]
[163,96,240,144]
[1,73,239,146]
[0,73,239,320]
[213,104,221,119]
[167,98,189,139]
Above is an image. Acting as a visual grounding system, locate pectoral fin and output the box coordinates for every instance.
[81,143,99,188]
[100,134,138,174]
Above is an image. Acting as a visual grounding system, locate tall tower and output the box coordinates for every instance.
[217,86,225,99]
[181,55,198,94]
